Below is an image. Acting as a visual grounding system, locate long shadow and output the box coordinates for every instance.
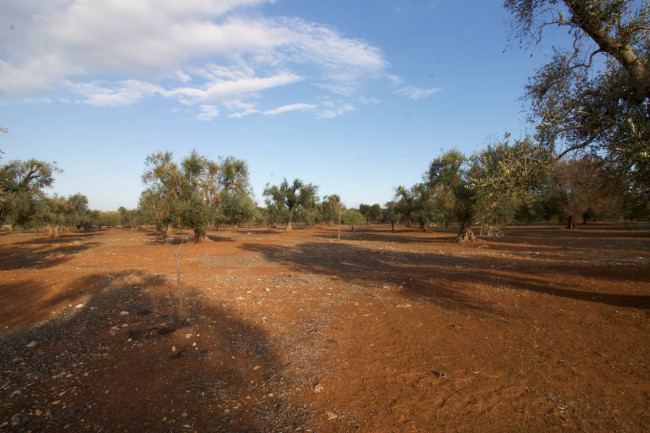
[314,230,454,244]
[0,271,310,432]
[6,230,104,246]
[242,242,500,316]
[242,241,650,312]
[0,232,102,270]
[142,229,236,245]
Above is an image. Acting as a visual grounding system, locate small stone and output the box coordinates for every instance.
[172,346,177,353]
[119,311,129,316]
[185,334,192,339]
[52,400,61,405]
[313,383,324,393]
[35,409,42,416]
[26,341,37,348]
[253,366,261,371]
[75,303,84,308]
[224,409,230,414]
[326,411,338,420]
[267,393,274,398]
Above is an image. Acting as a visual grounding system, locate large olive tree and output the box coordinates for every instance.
[0,159,60,229]
[140,150,248,242]
[263,178,318,231]
[505,0,649,188]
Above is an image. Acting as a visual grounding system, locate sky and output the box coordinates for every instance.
[0,0,562,211]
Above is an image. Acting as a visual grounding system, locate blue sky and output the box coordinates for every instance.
[1,0,559,211]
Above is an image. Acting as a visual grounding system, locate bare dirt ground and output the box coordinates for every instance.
[0,223,648,432]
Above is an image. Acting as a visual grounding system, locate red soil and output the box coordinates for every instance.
[0,224,648,432]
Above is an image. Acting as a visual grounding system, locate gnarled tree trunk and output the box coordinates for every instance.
[566,216,575,229]
[193,228,207,243]
[455,221,477,243]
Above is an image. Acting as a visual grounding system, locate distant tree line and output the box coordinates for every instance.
[0,144,647,242]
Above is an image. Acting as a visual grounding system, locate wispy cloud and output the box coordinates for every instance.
[196,105,220,121]
[264,103,317,115]
[317,100,356,118]
[0,0,386,118]
[395,86,441,100]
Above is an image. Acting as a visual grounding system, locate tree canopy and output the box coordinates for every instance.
[140,150,250,242]
[0,159,61,229]
[263,178,318,231]
[505,0,649,187]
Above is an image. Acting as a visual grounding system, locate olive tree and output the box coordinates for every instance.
[426,139,549,242]
[505,0,650,188]
[0,159,60,230]
[394,185,436,232]
[343,209,366,232]
[140,150,248,243]
[546,156,624,228]
[427,149,476,241]
[263,178,318,231]
[468,135,551,232]
[383,201,402,232]
[359,203,382,225]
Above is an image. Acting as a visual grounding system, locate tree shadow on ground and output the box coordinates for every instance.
[0,271,309,432]
[241,241,650,312]
[314,229,454,244]
[142,229,236,245]
[0,232,103,270]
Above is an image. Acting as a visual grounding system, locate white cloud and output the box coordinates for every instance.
[317,100,356,119]
[70,80,164,107]
[176,70,192,83]
[396,86,441,100]
[264,103,317,115]
[223,99,259,118]
[359,96,380,104]
[196,105,220,121]
[0,0,387,113]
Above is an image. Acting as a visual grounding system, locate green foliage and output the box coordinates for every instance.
[139,150,250,242]
[544,156,626,227]
[0,159,61,229]
[263,178,318,230]
[359,203,382,224]
[505,0,650,189]
[342,210,365,231]
[468,135,552,228]
[394,184,436,231]
[383,201,402,229]
[427,148,471,228]
[99,211,122,227]
[321,194,344,225]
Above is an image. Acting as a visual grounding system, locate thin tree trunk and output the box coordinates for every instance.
[419,221,427,232]
[167,240,184,322]
[391,221,395,232]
